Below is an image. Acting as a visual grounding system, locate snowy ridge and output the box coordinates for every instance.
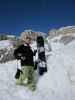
[48,26,75,45]
[59,26,75,31]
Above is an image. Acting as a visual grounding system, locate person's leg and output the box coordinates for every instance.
[21,66,29,85]
[27,66,36,91]
[16,65,36,91]
[16,66,28,85]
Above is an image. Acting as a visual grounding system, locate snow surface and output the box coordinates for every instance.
[0,40,13,49]
[0,40,75,100]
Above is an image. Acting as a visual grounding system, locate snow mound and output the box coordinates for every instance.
[35,43,71,100]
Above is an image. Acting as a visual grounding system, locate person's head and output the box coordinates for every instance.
[20,32,32,44]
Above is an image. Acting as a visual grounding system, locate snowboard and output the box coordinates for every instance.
[36,36,47,75]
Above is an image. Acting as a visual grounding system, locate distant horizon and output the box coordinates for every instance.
[0,24,75,36]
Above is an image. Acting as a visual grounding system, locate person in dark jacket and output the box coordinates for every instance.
[14,32,37,91]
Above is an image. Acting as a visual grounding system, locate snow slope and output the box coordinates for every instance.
[0,40,13,49]
[0,40,75,100]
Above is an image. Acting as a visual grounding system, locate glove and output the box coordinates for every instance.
[15,69,22,79]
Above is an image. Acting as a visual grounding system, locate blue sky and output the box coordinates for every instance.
[0,0,75,36]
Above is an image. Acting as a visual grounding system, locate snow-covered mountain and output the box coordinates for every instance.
[59,26,75,32]
[24,29,47,36]
[21,30,47,41]
[48,26,75,44]
[0,36,75,100]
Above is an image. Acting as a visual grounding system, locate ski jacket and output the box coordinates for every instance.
[14,43,36,66]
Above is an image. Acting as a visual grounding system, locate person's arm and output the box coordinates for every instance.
[14,46,22,59]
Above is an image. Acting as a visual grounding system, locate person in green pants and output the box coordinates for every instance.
[14,32,37,91]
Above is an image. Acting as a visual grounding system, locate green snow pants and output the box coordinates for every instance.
[16,65,36,91]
